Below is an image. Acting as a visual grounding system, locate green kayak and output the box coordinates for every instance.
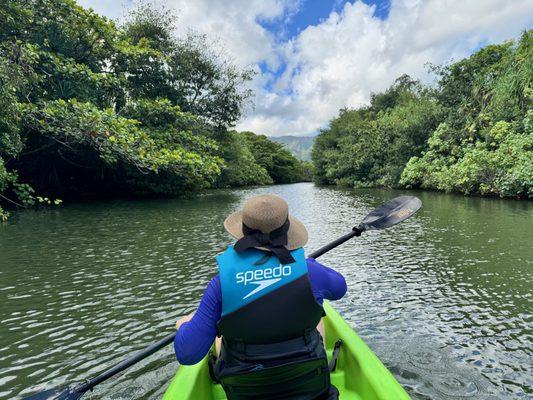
[163,301,410,399]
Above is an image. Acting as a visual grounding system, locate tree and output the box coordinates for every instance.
[401,31,532,198]
[0,0,291,219]
[241,132,309,183]
[312,76,441,187]
[119,2,254,127]
[313,31,532,198]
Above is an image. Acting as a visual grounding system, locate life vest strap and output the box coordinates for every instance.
[222,328,318,363]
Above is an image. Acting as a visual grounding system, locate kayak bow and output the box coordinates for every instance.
[163,301,410,400]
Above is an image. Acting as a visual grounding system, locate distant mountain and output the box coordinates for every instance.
[269,135,315,161]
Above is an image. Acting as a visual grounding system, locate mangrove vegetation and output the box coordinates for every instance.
[313,31,532,199]
[1,1,531,221]
[0,0,309,220]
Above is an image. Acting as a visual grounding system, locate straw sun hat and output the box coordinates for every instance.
[224,194,308,251]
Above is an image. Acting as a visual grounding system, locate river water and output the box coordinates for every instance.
[0,183,531,399]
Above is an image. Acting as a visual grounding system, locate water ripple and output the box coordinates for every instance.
[0,184,531,399]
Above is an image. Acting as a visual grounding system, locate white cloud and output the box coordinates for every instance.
[160,0,297,68]
[241,0,533,136]
[77,0,533,136]
[78,0,295,68]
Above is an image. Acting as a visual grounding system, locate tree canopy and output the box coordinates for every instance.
[0,0,307,220]
[312,31,532,198]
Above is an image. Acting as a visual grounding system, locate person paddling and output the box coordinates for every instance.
[174,194,347,399]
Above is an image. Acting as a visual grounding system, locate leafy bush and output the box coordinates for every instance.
[216,131,273,187]
[22,99,224,193]
[241,132,310,184]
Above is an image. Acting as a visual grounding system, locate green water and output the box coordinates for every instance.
[0,183,531,399]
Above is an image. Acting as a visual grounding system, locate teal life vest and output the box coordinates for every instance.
[218,246,307,315]
[213,246,331,400]
[216,245,323,343]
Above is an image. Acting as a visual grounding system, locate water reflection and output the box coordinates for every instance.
[0,183,531,399]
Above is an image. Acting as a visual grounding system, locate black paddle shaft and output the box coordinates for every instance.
[75,332,176,393]
[25,333,177,399]
[308,227,362,259]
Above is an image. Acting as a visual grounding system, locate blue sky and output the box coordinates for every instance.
[258,0,391,87]
[260,0,390,41]
[264,0,390,34]
[80,0,533,136]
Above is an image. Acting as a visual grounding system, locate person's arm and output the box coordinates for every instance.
[173,275,222,365]
[175,313,193,330]
[306,258,347,302]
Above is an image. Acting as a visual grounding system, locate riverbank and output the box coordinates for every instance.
[1,183,531,399]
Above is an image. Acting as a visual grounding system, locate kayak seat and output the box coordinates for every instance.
[217,357,330,400]
[208,337,343,400]
[210,330,331,400]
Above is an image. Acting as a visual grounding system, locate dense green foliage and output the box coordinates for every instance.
[0,0,307,220]
[313,75,443,187]
[313,32,532,198]
[241,132,312,183]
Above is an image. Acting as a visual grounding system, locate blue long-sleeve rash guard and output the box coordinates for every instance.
[174,258,347,365]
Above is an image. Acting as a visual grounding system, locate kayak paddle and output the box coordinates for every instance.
[24,195,421,400]
[308,195,422,258]
[24,332,176,400]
